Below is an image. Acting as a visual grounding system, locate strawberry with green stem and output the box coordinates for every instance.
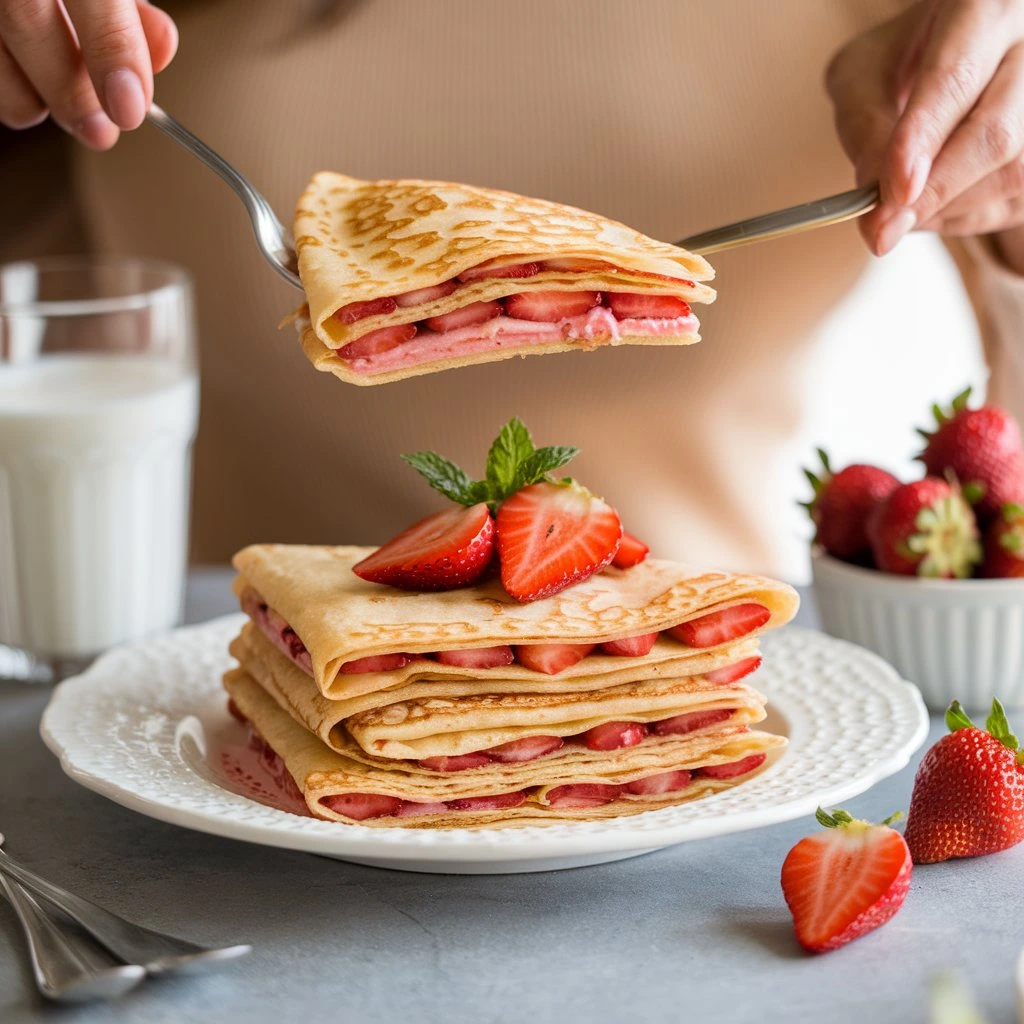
[982,502,1024,578]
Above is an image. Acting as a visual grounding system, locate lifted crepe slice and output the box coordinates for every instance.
[293,171,715,385]
[226,670,784,828]
[232,544,799,701]
[233,624,767,769]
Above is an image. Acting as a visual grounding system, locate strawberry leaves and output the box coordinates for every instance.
[402,418,579,513]
[945,698,1024,764]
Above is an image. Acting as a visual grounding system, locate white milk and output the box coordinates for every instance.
[0,354,199,658]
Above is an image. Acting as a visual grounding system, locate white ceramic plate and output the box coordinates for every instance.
[41,616,929,874]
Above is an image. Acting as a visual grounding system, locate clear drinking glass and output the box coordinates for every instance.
[0,257,198,682]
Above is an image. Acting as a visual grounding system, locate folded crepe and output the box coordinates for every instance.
[232,544,799,701]
[233,623,766,766]
[293,171,715,385]
[226,669,784,829]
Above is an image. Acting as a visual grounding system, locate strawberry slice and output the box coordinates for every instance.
[338,323,417,360]
[392,281,458,307]
[625,770,693,795]
[457,261,541,283]
[395,801,449,817]
[503,291,601,322]
[425,300,503,333]
[447,792,527,811]
[340,653,416,674]
[668,603,771,648]
[546,784,622,809]
[353,503,495,591]
[781,808,913,953]
[599,632,659,657]
[496,481,622,602]
[486,735,564,763]
[584,721,649,751]
[540,258,616,273]
[705,655,763,685]
[334,296,398,323]
[700,753,767,779]
[611,531,650,568]
[651,708,732,737]
[513,642,596,674]
[433,646,514,669]
[320,793,403,820]
[605,293,692,319]
[418,752,493,772]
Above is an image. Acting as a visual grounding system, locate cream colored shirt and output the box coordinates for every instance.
[5,0,1024,578]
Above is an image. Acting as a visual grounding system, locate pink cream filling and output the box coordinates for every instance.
[338,306,699,375]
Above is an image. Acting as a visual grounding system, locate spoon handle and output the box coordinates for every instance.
[0,870,144,1002]
[0,850,243,973]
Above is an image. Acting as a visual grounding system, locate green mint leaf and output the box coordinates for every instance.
[518,445,579,487]
[401,451,477,506]
[945,701,975,733]
[485,418,535,497]
[985,698,1019,751]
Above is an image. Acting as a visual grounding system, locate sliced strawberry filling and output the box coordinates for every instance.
[698,753,767,779]
[668,604,772,649]
[583,721,649,751]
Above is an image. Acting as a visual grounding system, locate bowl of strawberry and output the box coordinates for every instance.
[805,388,1024,712]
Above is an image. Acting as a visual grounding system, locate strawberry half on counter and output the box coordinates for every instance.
[904,699,1024,864]
[781,807,912,954]
[354,417,649,601]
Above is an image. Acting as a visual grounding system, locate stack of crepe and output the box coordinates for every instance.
[224,544,799,828]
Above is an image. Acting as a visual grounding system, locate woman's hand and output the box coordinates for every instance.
[826,0,1024,271]
[0,0,178,150]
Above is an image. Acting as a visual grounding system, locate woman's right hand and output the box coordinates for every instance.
[0,0,178,150]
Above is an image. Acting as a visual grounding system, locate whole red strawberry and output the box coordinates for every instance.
[982,503,1024,578]
[867,477,981,577]
[803,449,899,564]
[781,807,911,953]
[905,699,1024,864]
[918,387,1024,522]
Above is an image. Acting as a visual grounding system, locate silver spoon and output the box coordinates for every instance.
[145,101,878,279]
[0,870,145,1002]
[0,835,251,975]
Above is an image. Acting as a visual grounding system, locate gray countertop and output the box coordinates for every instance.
[1,571,1022,1024]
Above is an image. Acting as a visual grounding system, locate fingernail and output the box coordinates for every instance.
[104,69,146,129]
[877,209,917,255]
[71,110,119,150]
[905,154,931,206]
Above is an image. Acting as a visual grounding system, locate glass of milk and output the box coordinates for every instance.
[0,257,199,681]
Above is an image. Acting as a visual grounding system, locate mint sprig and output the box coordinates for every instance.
[401,417,579,512]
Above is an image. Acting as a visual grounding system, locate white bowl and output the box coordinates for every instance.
[811,551,1024,712]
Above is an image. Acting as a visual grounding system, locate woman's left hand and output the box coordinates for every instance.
[826,0,1024,270]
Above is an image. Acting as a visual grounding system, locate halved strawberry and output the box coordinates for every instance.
[605,293,692,319]
[340,653,416,674]
[447,792,527,811]
[700,753,767,779]
[418,752,493,772]
[338,323,417,359]
[486,735,564,763]
[433,646,514,669]
[625,770,693,795]
[546,783,622,808]
[353,503,495,591]
[705,656,763,685]
[392,281,459,307]
[496,481,622,602]
[781,808,912,953]
[424,300,503,333]
[599,632,659,657]
[503,290,601,322]
[513,642,596,674]
[668,603,771,648]
[651,708,732,737]
[320,793,403,820]
[540,258,616,273]
[611,531,649,568]
[584,721,649,751]
[457,261,541,283]
[334,296,398,323]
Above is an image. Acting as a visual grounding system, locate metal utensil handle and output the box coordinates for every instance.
[678,183,880,255]
[0,871,144,1001]
[0,851,207,967]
